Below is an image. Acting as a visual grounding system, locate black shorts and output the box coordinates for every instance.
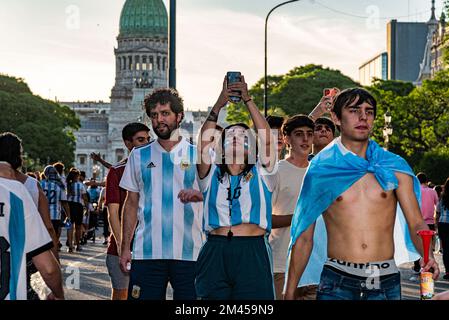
[68,202,84,226]
[195,234,274,300]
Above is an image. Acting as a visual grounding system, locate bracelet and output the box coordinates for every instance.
[206,109,219,122]
[243,98,252,104]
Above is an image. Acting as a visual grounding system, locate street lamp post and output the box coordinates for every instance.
[168,0,176,89]
[383,110,393,150]
[264,0,300,117]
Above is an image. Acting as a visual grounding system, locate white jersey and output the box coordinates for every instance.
[0,177,52,300]
[24,176,39,208]
[199,161,278,233]
[41,180,67,221]
[120,138,204,261]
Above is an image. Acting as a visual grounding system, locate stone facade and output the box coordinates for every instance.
[430,14,447,78]
[68,0,169,180]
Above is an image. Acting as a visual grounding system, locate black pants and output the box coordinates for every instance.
[102,207,110,238]
[438,222,449,274]
[195,235,274,300]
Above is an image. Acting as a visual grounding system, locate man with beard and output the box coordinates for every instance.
[119,88,204,300]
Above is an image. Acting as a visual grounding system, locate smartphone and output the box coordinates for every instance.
[227,71,242,103]
[323,88,339,97]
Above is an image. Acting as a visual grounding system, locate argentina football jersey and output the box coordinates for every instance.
[120,137,204,261]
[0,177,53,300]
[41,180,66,220]
[198,161,277,233]
[67,181,85,204]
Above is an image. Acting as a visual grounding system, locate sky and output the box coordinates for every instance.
[0,0,443,110]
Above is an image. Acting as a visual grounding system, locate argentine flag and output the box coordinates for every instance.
[288,137,421,287]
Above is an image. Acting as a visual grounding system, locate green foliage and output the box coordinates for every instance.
[0,74,31,95]
[368,73,449,171]
[0,74,80,170]
[226,64,359,123]
[416,148,449,185]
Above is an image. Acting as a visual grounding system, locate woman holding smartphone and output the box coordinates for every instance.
[195,74,278,300]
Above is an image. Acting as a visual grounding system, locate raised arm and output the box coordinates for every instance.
[90,152,112,169]
[284,222,315,300]
[197,77,230,179]
[229,75,276,171]
[308,88,340,121]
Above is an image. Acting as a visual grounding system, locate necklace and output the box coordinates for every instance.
[226,174,243,240]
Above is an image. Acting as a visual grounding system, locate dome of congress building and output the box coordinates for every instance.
[119,0,168,38]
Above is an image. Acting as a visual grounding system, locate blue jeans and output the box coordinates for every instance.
[317,266,402,300]
[128,260,196,300]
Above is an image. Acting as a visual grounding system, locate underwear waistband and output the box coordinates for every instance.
[325,258,398,279]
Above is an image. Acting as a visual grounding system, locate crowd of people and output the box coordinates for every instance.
[1,74,449,301]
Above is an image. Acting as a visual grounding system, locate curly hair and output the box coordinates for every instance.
[144,88,184,122]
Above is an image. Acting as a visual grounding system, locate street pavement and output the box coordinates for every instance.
[56,231,448,300]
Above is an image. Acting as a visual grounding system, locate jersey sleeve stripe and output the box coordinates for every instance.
[26,241,54,260]
[8,191,26,300]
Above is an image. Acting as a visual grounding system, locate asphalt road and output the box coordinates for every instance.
[56,232,448,300]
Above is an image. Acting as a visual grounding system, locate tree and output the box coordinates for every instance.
[226,64,359,124]
[368,72,449,172]
[0,74,80,170]
[416,148,449,185]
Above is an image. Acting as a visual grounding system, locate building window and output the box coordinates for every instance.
[116,149,125,163]
[79,155,86,165]
[135,56,140,71]
[163,57,166,71]
[129,56,133,70]
[157,56,161,70]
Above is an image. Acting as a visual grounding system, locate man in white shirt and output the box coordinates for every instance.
[120,88,203,300]
[0,162,64,300]
[269,115,314,300]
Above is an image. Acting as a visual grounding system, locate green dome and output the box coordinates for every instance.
[119,0,168,38]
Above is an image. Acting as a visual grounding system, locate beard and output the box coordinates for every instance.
[153,123,177,140]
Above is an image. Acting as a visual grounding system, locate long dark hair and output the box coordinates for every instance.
[442,178,449,210]
[216,123,257,181]
[66,168,80,195]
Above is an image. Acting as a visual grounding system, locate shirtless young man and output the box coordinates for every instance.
[285,88,439,300]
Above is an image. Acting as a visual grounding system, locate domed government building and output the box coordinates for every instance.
[63,0,225,180]
[63,0,171,179]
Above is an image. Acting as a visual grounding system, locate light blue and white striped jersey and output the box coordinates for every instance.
[119,138,204,261]
[0,177,53,300]
[41,180,67,220]
[438,200,449,224]
[67,181,86,205]
[198,162,278,233]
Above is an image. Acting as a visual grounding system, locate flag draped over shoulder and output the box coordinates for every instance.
[288,137,421,287]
